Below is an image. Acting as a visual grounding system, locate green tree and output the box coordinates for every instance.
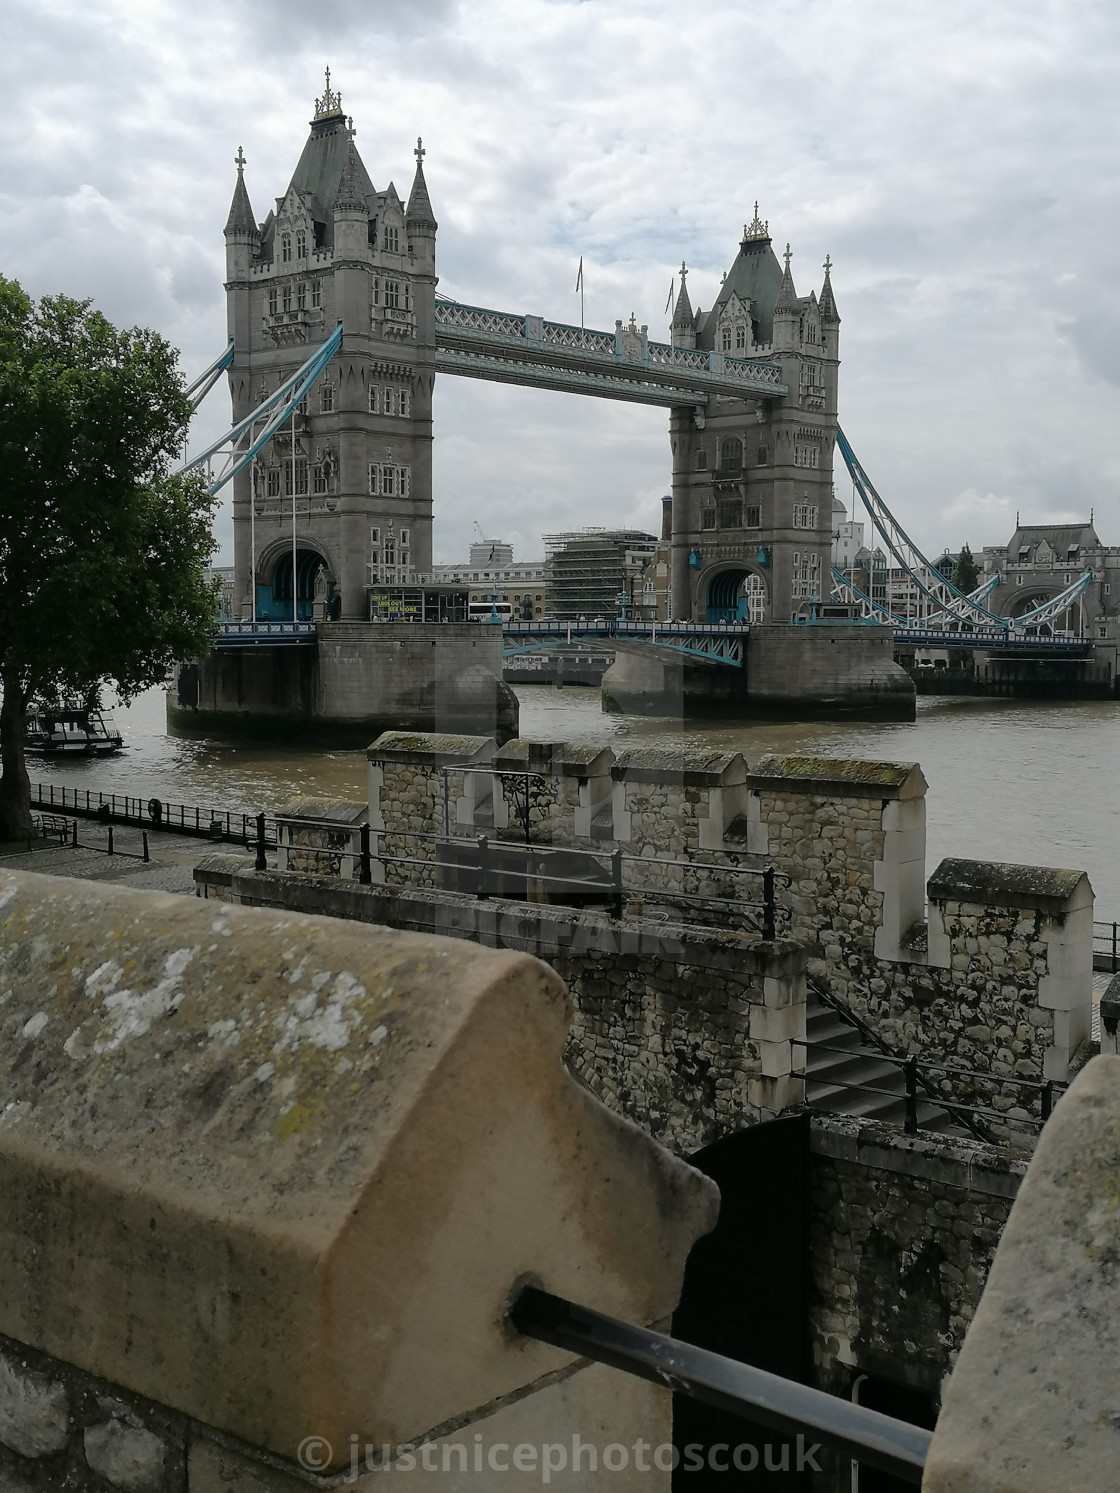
[0,278,218,839]
[951,542,980,594]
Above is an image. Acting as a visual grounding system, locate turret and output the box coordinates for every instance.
[772,242,799,354]
[671,262,695,350]
[333,138,371,264]
[405,137,437,279]
[224,145,259,282]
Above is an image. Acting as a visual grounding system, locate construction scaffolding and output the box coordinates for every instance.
[543,528,658,619]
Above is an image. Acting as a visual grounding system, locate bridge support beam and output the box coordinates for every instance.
[669,406,693,620]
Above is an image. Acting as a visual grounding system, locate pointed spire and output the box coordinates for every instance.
[672,260,693,325]
[334,140,366,214]
[819,252,839,322]
[775,242,798,312]
[406,136,437,230]
[224,145,259,238]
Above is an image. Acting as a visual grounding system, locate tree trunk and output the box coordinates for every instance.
[0,669,34,841]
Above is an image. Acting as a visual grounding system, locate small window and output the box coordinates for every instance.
[1016,575,1023,586]
[311,280,322,309]
[793,503,818,529]
[369,385,379,414]
[701,508,717,531]
[399,386,410,417]
[383,466,396,497]
[281,233,292,263]
[695,449,708,471]
[285,459,308,496]
[295,228,307,260]
[383,387,396,417]
[735,324,746,351]
[384,281,400,310]
[372,278,380,307]
[745,505,761,528]
[757,445,769,465]
[368,464,379,495]
[282,284,291,313]
[721,327,732,353]
[399,528,409,545]
[718,499,743,529]
[1019,547,1030,562]
[297,282,307,311]
[1106,584,1112,595]
[719,438,743,471]
[383,225,400,253]
[320,383,334,413]
[313,464,328,494]
[266,468,280,498]
[1067,546,1079,561]
[267,288,277,316]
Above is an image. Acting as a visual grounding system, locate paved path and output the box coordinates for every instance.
[1,823,256,897]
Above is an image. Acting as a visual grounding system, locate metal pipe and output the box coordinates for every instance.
[509,1288,929,1485]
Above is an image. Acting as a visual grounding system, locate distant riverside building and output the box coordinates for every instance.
[224,71,437,622]
[830,494,864,576]
[204,566,237,619]
[468,539,514,568]
[543,529,659,619]
[433,552,548,620]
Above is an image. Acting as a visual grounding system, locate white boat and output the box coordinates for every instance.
[25,703,125,757]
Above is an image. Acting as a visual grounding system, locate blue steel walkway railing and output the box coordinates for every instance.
[503,618,750,665]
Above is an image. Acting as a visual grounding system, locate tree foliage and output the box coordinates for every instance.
[951,542,980,594]
[0,277,219,836]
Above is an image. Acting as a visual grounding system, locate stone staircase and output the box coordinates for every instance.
[805,988,965,1136]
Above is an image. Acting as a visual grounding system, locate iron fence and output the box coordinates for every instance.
[31,781,278,850]
[1094,919,1119,973]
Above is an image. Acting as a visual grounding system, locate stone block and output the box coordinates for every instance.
[84,1419,166,1493]
[0,869,716,1475]
[0,1352,69,1458]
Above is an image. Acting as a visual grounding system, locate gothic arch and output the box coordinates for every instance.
[702,564,768,624]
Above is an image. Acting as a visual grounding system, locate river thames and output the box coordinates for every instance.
[27,685,1120,918]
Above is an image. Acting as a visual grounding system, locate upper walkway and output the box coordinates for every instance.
[434,298,788,407]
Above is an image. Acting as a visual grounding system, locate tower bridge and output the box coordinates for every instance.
[178,75,1116,732]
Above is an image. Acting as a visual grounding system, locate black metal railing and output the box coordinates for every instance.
[283,818,786,936]
[809,978,995,1143]
[510,1287,929,1485]
[797,1036,1065,1136]
[1094,919,1119,973]
[31,781,279,850]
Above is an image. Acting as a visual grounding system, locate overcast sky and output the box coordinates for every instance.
[3,0,1119,565]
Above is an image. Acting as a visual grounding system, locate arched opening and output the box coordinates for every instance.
[257,546,328,621]
[1008,590,1082,637]
[706,568,767,624]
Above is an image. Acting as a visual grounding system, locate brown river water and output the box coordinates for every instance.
[26,684,1120,918]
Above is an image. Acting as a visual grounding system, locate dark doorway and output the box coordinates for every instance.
[671,1113,812,1489]
[851,1377,937,1493]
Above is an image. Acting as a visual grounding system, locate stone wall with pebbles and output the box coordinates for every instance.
[0,1336,183,1493]
[806,1117,1025,1488]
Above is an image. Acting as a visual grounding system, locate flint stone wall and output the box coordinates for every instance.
[807,1116,1025,1488]
[195,857,806,1155]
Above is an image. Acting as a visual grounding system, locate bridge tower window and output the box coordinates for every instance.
[384,281,400,309]
[383,225,400,253]
[719,438,743,471]
[320,382,334,413]
[721,327,732,353]
[281,233,292,263]
[297,281,307,310]
[735,324,746,351]
[311,279,322,308]
[266,468,280,498]
[267,287,278,316]
[282,284,292,313]
[295,228,307,260]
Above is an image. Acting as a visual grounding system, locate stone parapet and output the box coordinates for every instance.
[0,867,715,1485]
[491,740,614,844]
[275,795,366,878]
[367,730,495,885]
[924,1057,1120,1492]
[195,857,807,1155]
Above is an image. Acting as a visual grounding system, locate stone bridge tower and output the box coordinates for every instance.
[668,208,839,623]
[224,71,437,621]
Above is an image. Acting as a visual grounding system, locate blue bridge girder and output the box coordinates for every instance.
[502,619,750,666]
[434,299,788,407]
[213,620,318,647]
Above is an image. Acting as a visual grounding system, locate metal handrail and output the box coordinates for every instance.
[510,1287,929,1484]
[808,977,994,1143]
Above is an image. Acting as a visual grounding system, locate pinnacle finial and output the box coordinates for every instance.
[415,136,426,164]
[348,115,355,137]
[784,242,793,271]
[234,145,246,174]
[823,253,833,277]
[315,65,343,119]
[743,202,769,242]
[679,259,687,282]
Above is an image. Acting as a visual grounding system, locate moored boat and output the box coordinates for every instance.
[25,702,125,757]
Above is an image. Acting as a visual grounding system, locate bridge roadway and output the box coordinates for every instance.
[211,618,1089,663]
[433,299,788,407]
